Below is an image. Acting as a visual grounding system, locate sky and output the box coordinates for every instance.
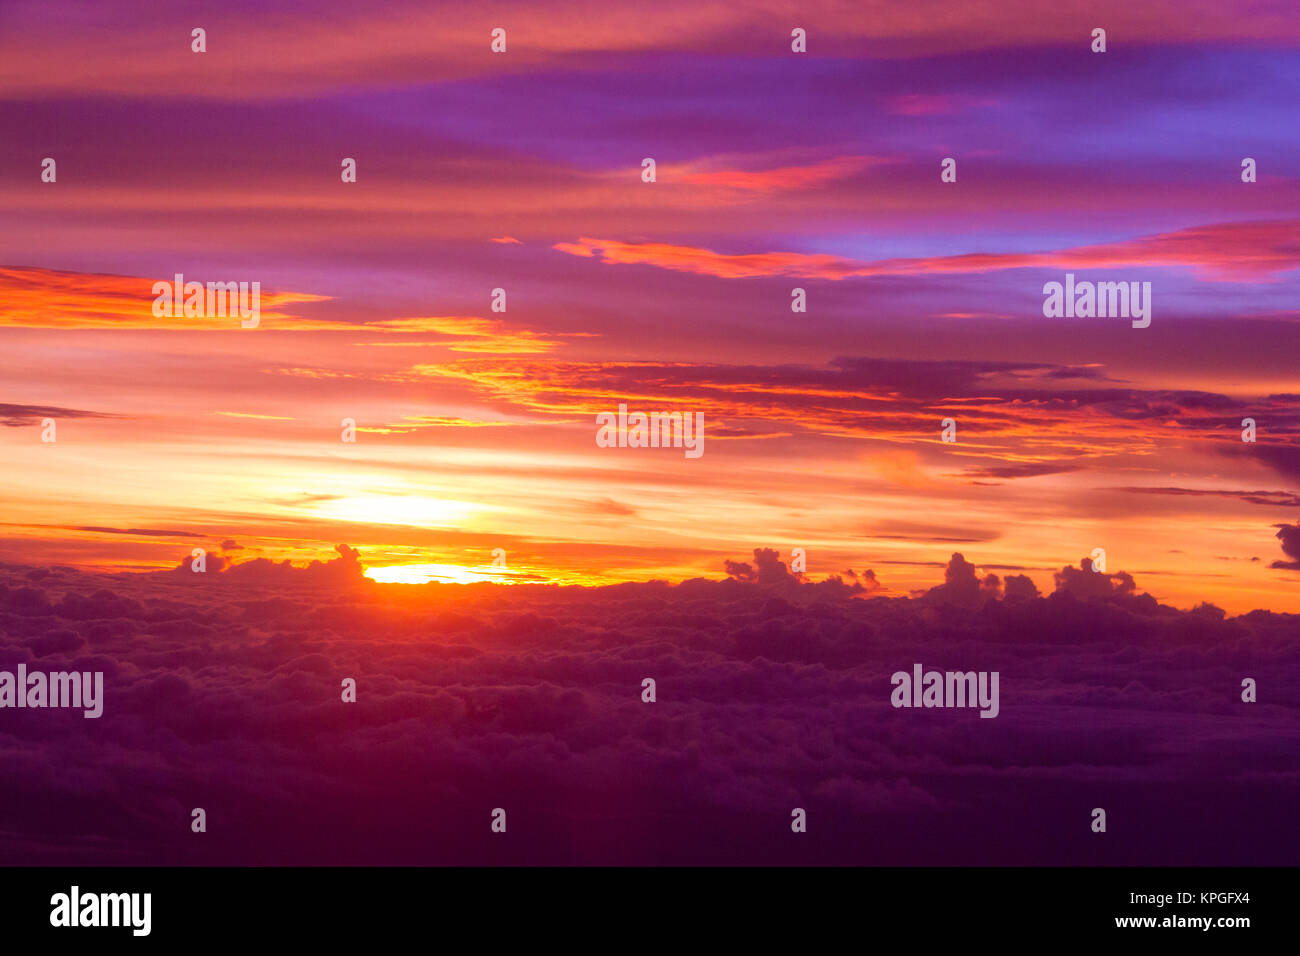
[0,0,1298,872]
[1,0,1299,613]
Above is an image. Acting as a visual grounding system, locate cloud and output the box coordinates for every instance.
[0,266,330,330]
[555,220,1300,281]
[1250,446,1300,484]
[0,404,116,427]
[1054,557,1138,599]
[1270,523,1300,570]
[721,548,879,602]
[1003,573,1040,601]
[71,526,204,538]
[0,550,1296,866]
[870,522,1001,544]
[675,155,879,192]
[358,316,564,354]
[1116,487,1300,508]
[955,462,1084,480]
[924,552,1005,606]
[166,543,364,584]
[4,1,1298,99]
[411,355,1297,482]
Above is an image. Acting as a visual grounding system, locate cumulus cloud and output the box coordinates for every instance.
[167,543,363,584]
[0,548,1294,866]
[924,552,1004,606]
[1054,556,1138,599]
[722,547,877,600]
[1003,573,1040,602]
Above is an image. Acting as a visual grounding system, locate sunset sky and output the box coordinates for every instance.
[1,0,1298,612]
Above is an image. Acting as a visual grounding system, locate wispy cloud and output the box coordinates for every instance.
[555,220,1300,281]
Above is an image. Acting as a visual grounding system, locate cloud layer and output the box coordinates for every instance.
[0,551,1295,865]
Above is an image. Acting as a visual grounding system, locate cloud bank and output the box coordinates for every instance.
[0,548,1294,865]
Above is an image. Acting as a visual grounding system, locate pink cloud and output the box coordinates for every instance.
[554,219,1300,281]
[676,155,879,192]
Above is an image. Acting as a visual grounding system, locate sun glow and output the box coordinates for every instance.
[365,563,517,585]
[312,495,474,528]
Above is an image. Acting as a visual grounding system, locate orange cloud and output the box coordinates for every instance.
[0,270,568,354]
[0,266,330,330]
[360,316,562,353]
[402,357,1299,497]
[551,239,861,279]
[554,220,1300,281]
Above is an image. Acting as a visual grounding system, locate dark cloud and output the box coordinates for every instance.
[165,543,363,584]
[870,522,1000,544]
[924,552,1004,606]
[1115,486,1300,508]
[956,462,1083,480]
[1003,573,1040,601]
[1226,444,1300,485]
[0,403,117,427]
[723,547,796,587]
[721,547,876,600]
[1054,557,1138,599]
[1270,523,1300,570]
[0,548,1295,866]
